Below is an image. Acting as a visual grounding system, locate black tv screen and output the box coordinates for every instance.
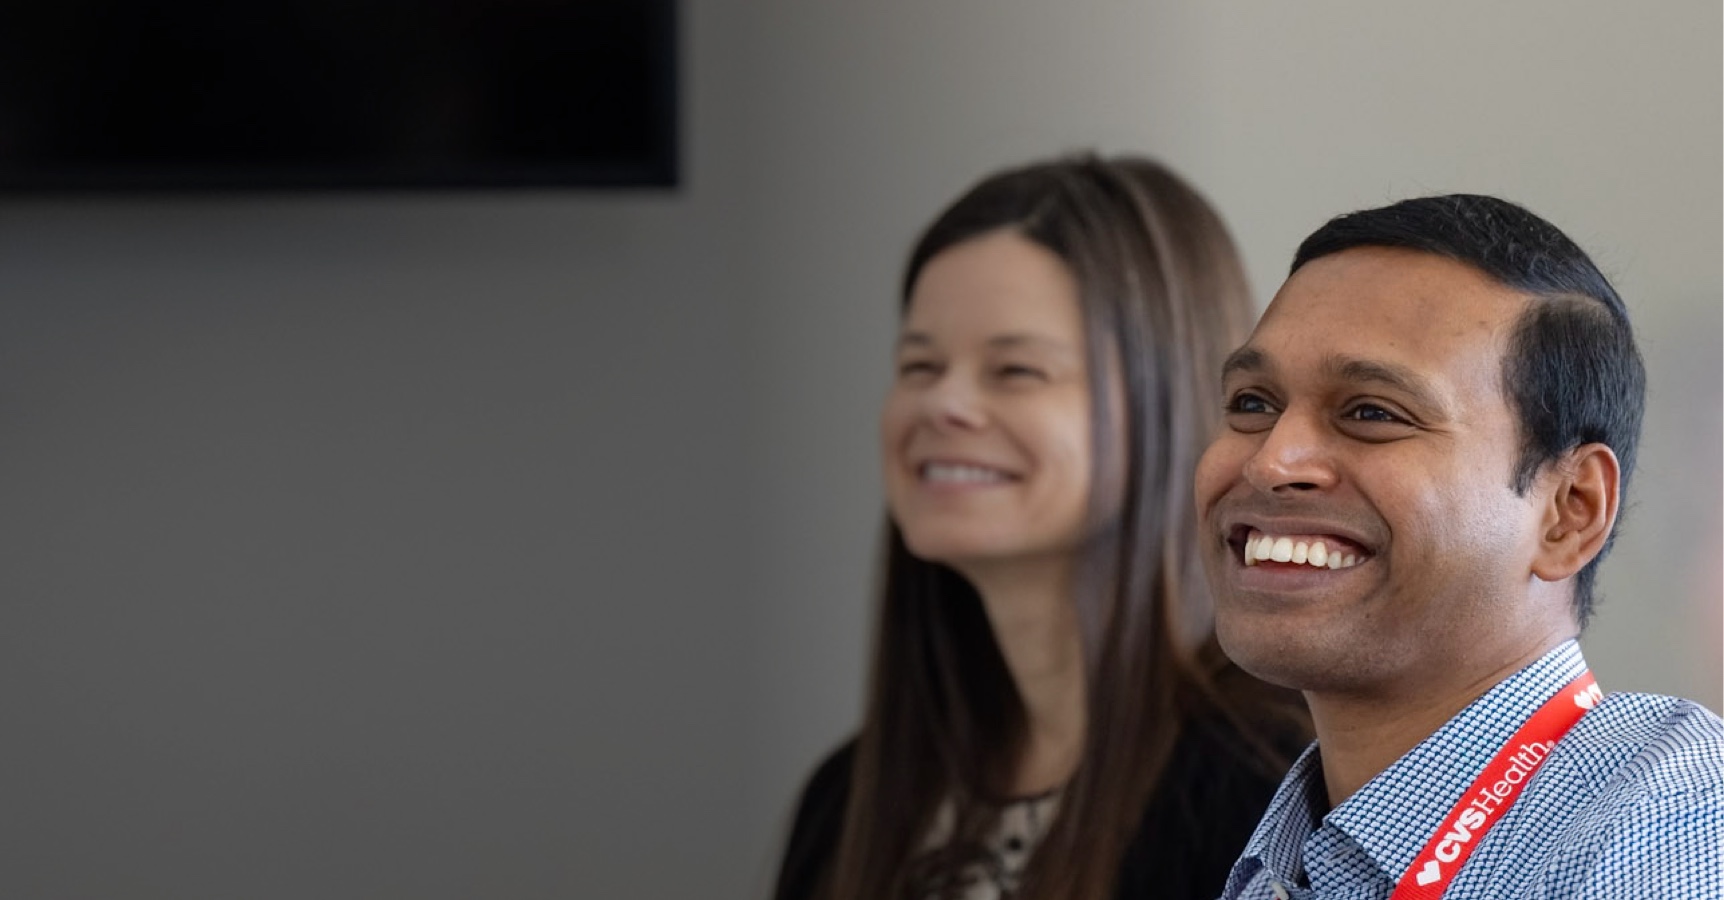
[0,0,678,191]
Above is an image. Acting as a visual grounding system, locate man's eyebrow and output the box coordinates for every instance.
[1220,346,1265,380]
[895,332,933,349]
[1326,356,1447,408]
[1220,348,1451,409]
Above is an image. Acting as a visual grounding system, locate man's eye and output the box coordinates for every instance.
[1344,403,1406,424]
[897,360,940,377]
[1225,392,1274,414]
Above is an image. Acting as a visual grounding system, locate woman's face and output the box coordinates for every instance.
[881,229,1100,573]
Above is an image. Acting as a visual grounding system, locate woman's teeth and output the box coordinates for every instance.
[1242,533,1361,569]
[921,462,1008,484]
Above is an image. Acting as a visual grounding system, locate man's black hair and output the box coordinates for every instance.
[1290,194,1645,628]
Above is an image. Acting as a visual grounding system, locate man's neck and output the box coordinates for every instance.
[1307,630,1573,809]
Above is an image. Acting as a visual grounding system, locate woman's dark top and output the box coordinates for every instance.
[771,713,1301,900]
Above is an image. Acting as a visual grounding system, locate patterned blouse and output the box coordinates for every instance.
[912,790,1062,899]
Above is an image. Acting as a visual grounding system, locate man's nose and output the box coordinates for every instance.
[1241,409,1338,494]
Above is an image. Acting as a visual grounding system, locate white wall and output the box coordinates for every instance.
[0,3,1714,898]
[741,0,1721,893]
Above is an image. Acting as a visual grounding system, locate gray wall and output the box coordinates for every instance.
[0,2,1716,898]
[743,0,1723,895]
[0,7,756,898]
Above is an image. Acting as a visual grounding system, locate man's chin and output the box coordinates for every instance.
[1215,616,1342,692]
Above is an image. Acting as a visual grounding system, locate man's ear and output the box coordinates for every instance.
[1531,443,1621,582]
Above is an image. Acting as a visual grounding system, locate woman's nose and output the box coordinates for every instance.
[918,370,988,430]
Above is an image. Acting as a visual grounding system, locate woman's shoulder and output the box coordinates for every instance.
[1183,656,1313,779]
[803,739,859,802]
[1178,700,1310,780]
[772,738,858,900]
[1112,701,1309,900]
[1161,712,1298,817]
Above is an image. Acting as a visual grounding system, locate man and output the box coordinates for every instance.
[1197,194,1722,899]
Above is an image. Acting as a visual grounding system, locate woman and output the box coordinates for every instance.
[773,155,1309,900]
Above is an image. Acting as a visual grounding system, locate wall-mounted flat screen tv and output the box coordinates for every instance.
[0,1,678,191]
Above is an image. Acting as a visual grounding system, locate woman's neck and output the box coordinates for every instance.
[963,557,1088,797]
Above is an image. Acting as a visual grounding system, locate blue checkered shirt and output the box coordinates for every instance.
[1218,641,1724,899]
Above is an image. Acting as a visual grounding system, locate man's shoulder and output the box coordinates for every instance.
[1500,695,1724,898]
[1562,692,1724,798]
[1449,694,1723,898]
[1583,691,1723,735]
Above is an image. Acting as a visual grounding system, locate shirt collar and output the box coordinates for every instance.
[1227,640,1589,894]
[1226,739,1326,893]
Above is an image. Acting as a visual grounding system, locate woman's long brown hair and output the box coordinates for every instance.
[821,155,1304,900]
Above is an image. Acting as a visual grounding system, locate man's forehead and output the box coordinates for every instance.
[1256,247,1527,343]
[1232,247,1527,400]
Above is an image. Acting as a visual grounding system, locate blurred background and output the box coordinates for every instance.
[0,1,1715,897]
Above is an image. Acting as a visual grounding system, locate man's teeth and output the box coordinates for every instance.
[1242,533,1360,569]
[922,463,1008,484]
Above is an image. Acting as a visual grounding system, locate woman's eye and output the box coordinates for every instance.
[896,360,940,377]
[998,364,1046,380]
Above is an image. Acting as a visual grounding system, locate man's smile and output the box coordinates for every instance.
[1240,529,1368,569]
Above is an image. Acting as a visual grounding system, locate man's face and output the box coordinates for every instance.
[1195,246,1556,698]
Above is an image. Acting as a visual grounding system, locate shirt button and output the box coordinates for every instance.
[1268,881,1291,900]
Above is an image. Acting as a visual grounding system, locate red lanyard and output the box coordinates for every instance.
[1389,671,1600,900]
